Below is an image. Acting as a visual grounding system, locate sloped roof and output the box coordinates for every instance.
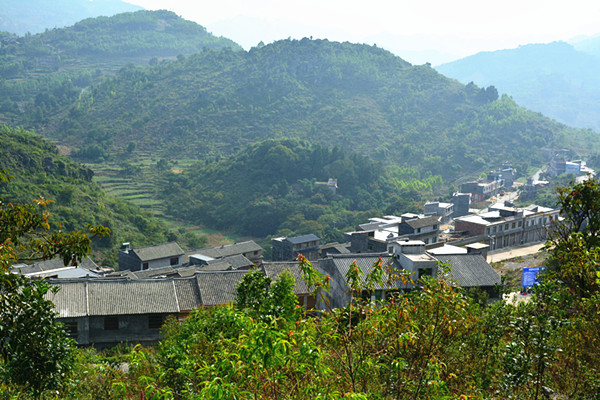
[404,215,440,229]
[196,241,262,259]
[323,254,407,290]
[207,254,253,270]
[195,270,249,306]
[46,281,88,318]
[435,254,501,288]
[286,234,321,245]
[132,242,184,262]
[261,262,312,295]
[87,280,180,315]
[14,257,99,275]
[131,266,175,279]
[174,278,202,311]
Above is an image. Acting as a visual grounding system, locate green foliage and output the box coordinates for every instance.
[236,269,299,322]
[0,125,179,265]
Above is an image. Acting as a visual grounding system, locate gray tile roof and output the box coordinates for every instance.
[14,257,99,275]
[196,241,262,259]
[133,242,184,262]
[207,254,253,270]
[323,254,406,290]
[434,254,501,288]
[405,215,440,229]
[132,266,175,279]
[286,234,321,245]
[46,282,88,318]
[261,262,312,295]
[174,278,202,311]
[195,270,249,306]
[87,280,180,315]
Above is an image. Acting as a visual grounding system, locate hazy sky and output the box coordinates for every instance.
[124,0,600,64]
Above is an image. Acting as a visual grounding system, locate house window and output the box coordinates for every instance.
[505,224,509,230]
[432,237,437,243]
[433,225,438,230]
[65,321,78,337]
[424,238,429,244]
[388,247,393,254]
[492,226,497,233]
[104,316,119,330]
[148,314,164,329]
[512,222,516,229]
[170,257,179,266]
[142,262,149,270]
[416,228,421,233]
[518,221,522,227]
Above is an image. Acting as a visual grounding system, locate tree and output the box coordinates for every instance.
[546,179,600,297]
[0,170,109,396]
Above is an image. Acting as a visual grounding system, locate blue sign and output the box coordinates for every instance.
[522,267,546,287]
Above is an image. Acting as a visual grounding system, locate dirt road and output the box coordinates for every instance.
[487,243,547,263]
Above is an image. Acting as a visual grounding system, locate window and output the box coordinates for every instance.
[65,321,78,337]
[424,238,429,244]
[104,316,119,330]
[388,247,393,254]
[512,222,516,229]
[148,314,164,330]
[432,237,437,243]
[433,225,438,230]
[518,221,522,227]
[492,226,497,233]
[485,228,490,235]
[416,228,421,233]
[170,257,179,266]
[505,224,509,231]
[142,262,149,270]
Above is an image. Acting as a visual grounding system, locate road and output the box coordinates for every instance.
[487,242,547,263]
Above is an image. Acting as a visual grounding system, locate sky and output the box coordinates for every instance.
[124,0,600,65]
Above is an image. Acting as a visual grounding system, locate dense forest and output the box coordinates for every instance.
[42,38,598,181]
[0,125,203,266]
[158,139,431,241]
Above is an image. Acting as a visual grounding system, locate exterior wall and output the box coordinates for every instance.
[272,240,318,261]
[452,194,470,218]
[85,313,173,348]
[454,220,486,237]
[118,250,141,271]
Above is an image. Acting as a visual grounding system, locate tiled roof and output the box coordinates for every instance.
[174,278,202,311]
[324,254,406,290]
[261,262,312,294]
[435,254,501,288]
[132,266,175,279]
[405,215,440,229]
[14,257,99,275]
[195,270,249,306]
[286,234,321,245]
[87,280,180,315]
[46,282,88,318]
[196,241,262,259]
[207,254,253,270]
[133,242,184,262]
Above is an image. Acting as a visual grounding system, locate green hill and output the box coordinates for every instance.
[0,125,191,266]
[0,10,242,129]
[43,38,598,180]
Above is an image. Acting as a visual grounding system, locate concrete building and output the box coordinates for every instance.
[424,201,454,224]
[272,234,321,261]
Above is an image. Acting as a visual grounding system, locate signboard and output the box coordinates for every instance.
[522,266,546,287]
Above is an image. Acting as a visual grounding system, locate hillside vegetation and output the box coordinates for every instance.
[39,38,598,181]
[0,125,198,266]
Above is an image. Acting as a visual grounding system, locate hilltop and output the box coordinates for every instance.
[437,41,600,132]
[0,0,143,35]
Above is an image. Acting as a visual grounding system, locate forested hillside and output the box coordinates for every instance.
[0,10,241,129]
[158,139,431,240]
[437,41,600,131]
[40,38,599,181]
[0,125,197,266]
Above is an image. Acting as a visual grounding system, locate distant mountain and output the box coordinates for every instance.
[32,39,598,181]
[571,34,600,59]
[0,0,143,35]
[436,41,600,132]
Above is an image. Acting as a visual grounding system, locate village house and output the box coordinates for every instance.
[454,202,559,250]
[460,179,503,202]
[272,234,321,261]
[347,213,441,253]
[424,201,454,224]
[192,240,263,264]
[318,239,500,309]
[118,242,184,271]
[261,262,318,309]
